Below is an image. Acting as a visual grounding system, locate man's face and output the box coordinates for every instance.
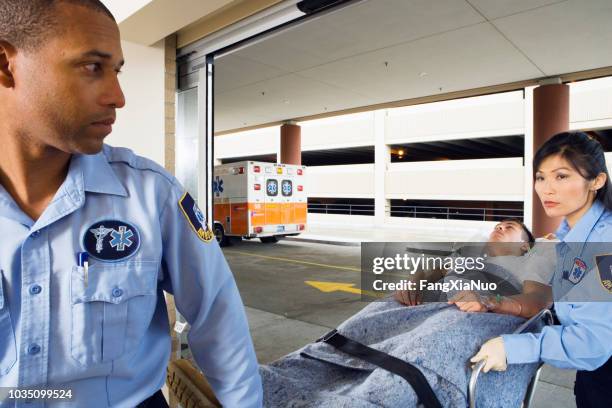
[488,221,525,243]
[487,221,529,256]
[12,4,125,154]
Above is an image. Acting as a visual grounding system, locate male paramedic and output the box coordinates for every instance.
[0,1,262,407]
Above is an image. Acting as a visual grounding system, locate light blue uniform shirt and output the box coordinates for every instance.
[503,200,612,370]
[0,145,262,407]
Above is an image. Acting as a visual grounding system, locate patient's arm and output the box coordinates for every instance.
[449,281,552,318]
[498,280,553,318]
[394,267,447,306]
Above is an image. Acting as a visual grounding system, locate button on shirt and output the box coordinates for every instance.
[503,201,612,371]
[0,145,262,407]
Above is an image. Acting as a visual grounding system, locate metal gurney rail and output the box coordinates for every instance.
[468,308,555,408]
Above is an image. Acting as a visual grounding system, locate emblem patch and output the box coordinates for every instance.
[595,254,612,293]
[83,220,140,262]
[568,257,587,284]
[178,192,214,243]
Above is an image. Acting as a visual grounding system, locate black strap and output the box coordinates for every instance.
[137,390,169,408]
[318,329,442,408]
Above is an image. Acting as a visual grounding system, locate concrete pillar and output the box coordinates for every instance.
[522,86,535,232]
[280,122,301,165]
[374,110,388,224]
[531,81,569,237]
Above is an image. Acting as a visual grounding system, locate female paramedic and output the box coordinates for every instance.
[471,131,612,407]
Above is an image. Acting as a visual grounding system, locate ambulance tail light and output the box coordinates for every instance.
[238,167,244,174]
[254,184,261,190]
[297,169,303,175]
[297,185,303,192]
[298,224,305,231]
[253,166,261,173]
[254,226,263,233]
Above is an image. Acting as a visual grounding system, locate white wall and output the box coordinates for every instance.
[570,76,612,130]
[386,158,524,201]
[307,164,375,198]
[106,40,165,165]
[385,91,524,144]
[300,111,375,150]
[215,126,279,159]
[101,0,154,23]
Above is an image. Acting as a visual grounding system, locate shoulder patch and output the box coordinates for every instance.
[595,254,612,293]
[178,192,214,243]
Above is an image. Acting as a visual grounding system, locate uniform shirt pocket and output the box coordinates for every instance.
[0,269,17,376]
[70,261,159,366]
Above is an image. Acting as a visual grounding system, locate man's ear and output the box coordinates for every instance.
[0,41,16,88]
[520,242,530,254]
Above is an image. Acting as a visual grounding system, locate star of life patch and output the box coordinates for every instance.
[82,220,140,262]
[568,257,587,284]
[178,192,214,243]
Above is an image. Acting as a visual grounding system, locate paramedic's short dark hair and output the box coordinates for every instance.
[500,218,535,248]
[0,0,115,51]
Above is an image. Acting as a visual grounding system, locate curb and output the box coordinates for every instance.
[284,236,362,246]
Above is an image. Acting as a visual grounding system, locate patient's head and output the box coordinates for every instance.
[487,219,535,256]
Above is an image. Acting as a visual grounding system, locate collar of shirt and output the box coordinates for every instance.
[0,149,127,229]
[554,200,605,243]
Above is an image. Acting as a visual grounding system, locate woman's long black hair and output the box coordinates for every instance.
[533,131,612,210]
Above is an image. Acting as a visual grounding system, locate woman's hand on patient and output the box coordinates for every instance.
[448,291,489,312]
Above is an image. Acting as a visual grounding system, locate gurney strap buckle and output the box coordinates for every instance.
[317,329,338,343]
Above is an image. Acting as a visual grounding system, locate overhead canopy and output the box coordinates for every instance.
[213,0,612,133]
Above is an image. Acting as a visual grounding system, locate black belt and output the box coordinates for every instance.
[317,329,442,408]
[137,389,169,408]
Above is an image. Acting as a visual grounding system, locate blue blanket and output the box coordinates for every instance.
[260,302,539,407]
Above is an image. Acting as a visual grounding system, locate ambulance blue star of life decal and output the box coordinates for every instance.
[213,176,224,197]
[178,192,215,243]
[82,220,140,262]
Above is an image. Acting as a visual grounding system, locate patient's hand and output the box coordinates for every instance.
[394,289,422,306]
[448,291,488,313]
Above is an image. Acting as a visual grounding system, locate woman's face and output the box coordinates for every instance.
[534,154,598,225]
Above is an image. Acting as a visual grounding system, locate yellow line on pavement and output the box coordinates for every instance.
[223,250,361,272]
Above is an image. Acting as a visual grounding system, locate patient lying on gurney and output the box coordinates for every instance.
[258,220,557,407]
[395,219,554,317]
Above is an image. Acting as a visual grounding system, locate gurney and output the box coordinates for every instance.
[468,308,554,408]
[168,303,554,407]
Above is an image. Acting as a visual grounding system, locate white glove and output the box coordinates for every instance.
[470,337,507,373]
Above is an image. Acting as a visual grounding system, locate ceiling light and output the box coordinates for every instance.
[419,72,428,77]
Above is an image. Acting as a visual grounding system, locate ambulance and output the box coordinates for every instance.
[212,161,307,245]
